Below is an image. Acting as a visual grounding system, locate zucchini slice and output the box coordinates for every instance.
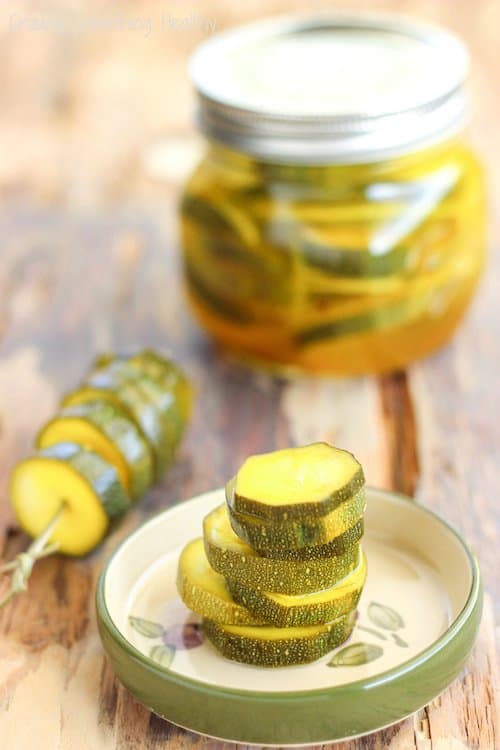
[260,519,364,561]
[10,442,130,556]
[299,229,412,278]
[90,357,190,470]
[36,401,153,498]
[203,610,356,667]
[228,489,366,556]
[176,539,263,625]
[228,549,367,627]
[95,350,192,424]
[203,504,361,593]
[295,291,430,345]
[227,443,364,521]
[127,350,193,424]
[87,365,173,478]
[63,379,167,479]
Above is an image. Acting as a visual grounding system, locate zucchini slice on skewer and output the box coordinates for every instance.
[36,401,154,498]
[96,349,193,424]
[86,364,173,478]
[10,442,130,556]
[228,549,367,627]
[128,349,192,424]
[203,610,356,667]
[177,539,263,625]
[203,504,362,593]
[63,379,168,480]
[227,442,364,521]
[228,489,366,556]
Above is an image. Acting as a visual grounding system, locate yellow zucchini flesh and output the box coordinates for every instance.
[176,539,263,625]
[10,442,130,556]
[36,401,154,498]
[203,503,361,593]
[228,549,367,627]
[227,442,364,521]
[203,610,356,667]
[228,489,366,556]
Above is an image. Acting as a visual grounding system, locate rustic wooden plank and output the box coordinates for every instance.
[0,0,498,747]
[378,373,420,497]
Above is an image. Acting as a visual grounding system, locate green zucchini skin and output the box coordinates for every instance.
[226,445,365,521]
[260,519,364,561]
[203,504,362,593]
[184,261,255,323]
[36,400,154,499]
[38,442,130,520]
[295,289,431,345]
[125,375,184,470]
[228,490,366,556]
[89,354,191,473]
[61,383,166,478]
[176,539,263,626]
[203,610,356,667]
[127,350,193,425]
[300,235,411,278]
[227,550,367,628]
[87,365,172,478]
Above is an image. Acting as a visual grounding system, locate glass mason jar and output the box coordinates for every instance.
[180,15,486,375]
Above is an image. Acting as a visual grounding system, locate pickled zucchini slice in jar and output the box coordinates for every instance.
[203,610,356,667]
[10,442,130,556]
[228,489,366,556]
[176,539,263,625]
[63,379,167,480]
[228,549,367,627]
[36,401,154,498]
[203,504,361,593]
[227,443,365,521]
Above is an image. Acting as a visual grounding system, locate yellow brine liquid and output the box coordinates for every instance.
[180,140,485,374]
[181,14,486,374]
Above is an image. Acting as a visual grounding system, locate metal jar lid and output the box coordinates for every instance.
[189,13,469,164]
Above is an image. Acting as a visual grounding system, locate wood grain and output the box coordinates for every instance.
[0,1,498,748]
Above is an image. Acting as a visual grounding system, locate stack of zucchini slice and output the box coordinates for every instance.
[11,350,191,556]
[177,442,367,666]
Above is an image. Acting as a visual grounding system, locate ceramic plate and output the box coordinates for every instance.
[96,487,482,745]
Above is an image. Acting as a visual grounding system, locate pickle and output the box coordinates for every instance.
[92,350,192,426]
[203,610,356,667]
[227,443,364,521]
[296,285,437,344]
[228,549,366,627]
[176,538,263,626]
[85,365,173,478]
[181,192,259,247]
[61,382,169,478]
[300,235,411,278]
[126,350,193,425]
[203,504,361,593]
[36,401,154,498]
[185,262,255,323]
[259,519,364,561]
[10,442,130,556]
[228,490,366,555]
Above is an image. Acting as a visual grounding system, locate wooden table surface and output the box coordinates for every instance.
[0,1,498,748]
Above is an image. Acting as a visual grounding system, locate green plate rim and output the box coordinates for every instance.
[96,486,481,700]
